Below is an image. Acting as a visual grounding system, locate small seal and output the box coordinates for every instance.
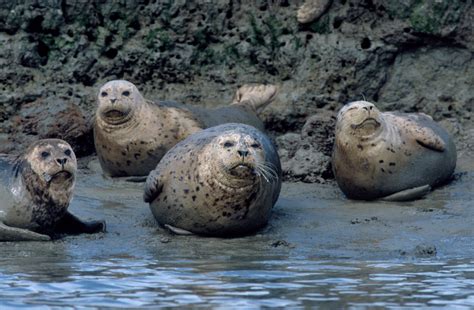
[0,139,105,241]
[332,101,456,201]
[94,80,277,177]
[143,123,282,236]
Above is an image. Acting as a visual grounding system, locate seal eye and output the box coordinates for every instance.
[223,141,234,148]
[250,143,260,148]
[122,90,130,97]
[41,151,50,159]
[101,91,108,97]
[64,149,72,157]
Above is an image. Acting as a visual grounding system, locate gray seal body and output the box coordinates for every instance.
[0,139,105,241]
[332,101,456,201]
[144,124,282,236]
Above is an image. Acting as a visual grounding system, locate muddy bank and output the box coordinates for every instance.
[1,151,472,262]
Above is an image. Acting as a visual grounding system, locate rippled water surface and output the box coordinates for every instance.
[2,256,474,308]
[1,161,473,308]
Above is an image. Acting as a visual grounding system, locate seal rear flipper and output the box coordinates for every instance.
[381,185,431,202]
[164,224,194,235]
[124,176,148,183]
[0,222,50,241]
[53,212,106,236]
[232,84,278,113]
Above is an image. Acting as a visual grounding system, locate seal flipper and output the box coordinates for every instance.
[232,84,278,113]
[406,121,446,152]
[381,185,431,201]
[0,222,50,241]
[164,224,194,235]
[53,212,106,236]
[144,170,164,203]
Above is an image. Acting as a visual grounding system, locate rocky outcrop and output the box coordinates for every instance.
[0,0,472,181]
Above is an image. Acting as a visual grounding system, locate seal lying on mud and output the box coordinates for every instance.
[143,123,282,236]
[0,139,105,241]
[332,101,456,201]
[94,80,278,177]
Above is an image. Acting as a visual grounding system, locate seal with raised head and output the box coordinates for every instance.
[143,123,282,236]
[332,101,456,201]
[94,80,278,177]
[0,139,105,241]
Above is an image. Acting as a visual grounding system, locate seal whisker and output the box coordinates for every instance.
[255,162,278,183]
[259,161,279,180]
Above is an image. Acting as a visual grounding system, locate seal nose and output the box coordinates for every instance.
[238,150,249,158]
[110,98,117,104]
[56,158,68,166]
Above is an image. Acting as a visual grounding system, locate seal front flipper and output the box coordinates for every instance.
[381,185,431,202]
[408,123,446,152]
[53,212,106,236]
[0,222,50,241]
[144,170,164,203]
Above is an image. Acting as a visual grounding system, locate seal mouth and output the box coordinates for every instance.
[229,163,256,177]
[351,118,381,130]
[53,170,73,180]
[104,109,126,119]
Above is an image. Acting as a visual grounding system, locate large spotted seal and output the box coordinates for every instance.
[0,139,105,241]
[332,101,456,201]
[143,123,282,236]
[94,80,277,177]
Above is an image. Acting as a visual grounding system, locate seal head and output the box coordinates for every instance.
[97,80,144,126]
[335,101,383,139]
[201,131,274,190]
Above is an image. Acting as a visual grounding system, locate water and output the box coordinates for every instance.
[2,256,474,308]
[0,158,473,308]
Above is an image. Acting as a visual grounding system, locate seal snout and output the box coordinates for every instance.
[56,157,67,166]
[237,149,249,158]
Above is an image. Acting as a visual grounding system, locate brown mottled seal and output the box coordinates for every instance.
[0,139,105,241]
[332,101,456,201]
[94,80,277,177]
[143,123,282,236]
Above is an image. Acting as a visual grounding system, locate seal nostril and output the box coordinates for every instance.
[56,158,67,165]
[110,98,117,104]
[238,150,249,157]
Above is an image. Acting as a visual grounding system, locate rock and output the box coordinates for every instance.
[0,0,471,185]
[276,112,335,182]
[0,97,92,156]
[297,0,333,24]
[300,111,336,156]
[414,244,437,258]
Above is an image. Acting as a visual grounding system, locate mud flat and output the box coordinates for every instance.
[1,153,472,261]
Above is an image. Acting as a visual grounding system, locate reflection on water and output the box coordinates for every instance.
[2,257,474,308]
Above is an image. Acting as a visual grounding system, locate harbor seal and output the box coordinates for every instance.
[143,123,282,236]
[0,139,105,241]
[94,80,277,177]
[332,101,456,201]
